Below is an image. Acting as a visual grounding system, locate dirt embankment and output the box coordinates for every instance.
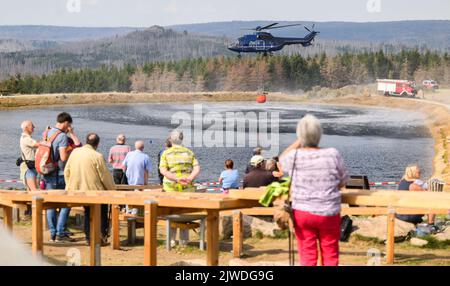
[0,92,265,109]
[1,88,449,188]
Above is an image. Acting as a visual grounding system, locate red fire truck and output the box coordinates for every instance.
[377,79,417,97]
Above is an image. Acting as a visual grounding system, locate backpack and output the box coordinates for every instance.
[35,129,62,175]
[413,223,438,238]
[340,215,353,242]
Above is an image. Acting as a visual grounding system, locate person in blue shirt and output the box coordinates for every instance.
[219,159,240,192]
[123,140,152,186]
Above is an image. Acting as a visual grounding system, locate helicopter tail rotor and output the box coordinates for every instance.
[304,23,317,33]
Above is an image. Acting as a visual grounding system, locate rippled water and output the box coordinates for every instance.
[0,102,433,188]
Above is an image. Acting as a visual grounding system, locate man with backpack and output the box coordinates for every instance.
[37,112,81,242]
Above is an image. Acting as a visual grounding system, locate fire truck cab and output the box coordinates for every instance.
[377,79,417,97]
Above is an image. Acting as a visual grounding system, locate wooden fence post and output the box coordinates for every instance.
[31,196,44,258]
[144,201,158,266]
[232,210,243,258]
[206,210,220,266]
[90,204,101,266]
[43,209,48,230]
[386,208,396,265]
[111,205,120,250]
[12,207,20,223]
[2,206,13,231]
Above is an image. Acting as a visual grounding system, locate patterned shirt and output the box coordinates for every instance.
[280,148,349,216]
[108,144,131,170]
[159,144,199,192]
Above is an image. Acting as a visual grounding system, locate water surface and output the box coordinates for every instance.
[0,102,433,188]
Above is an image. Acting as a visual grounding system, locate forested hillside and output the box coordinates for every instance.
[0,26,230,80]
[1,21,449,80]
[2,50,448,94]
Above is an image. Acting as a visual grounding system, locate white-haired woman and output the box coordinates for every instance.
[280,114,349,266]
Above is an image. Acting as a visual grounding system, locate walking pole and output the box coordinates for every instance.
[292,229,296,266]
[288,229,292,266]
[107,204,112,237]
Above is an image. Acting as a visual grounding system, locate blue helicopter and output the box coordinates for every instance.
[228,22,319,56]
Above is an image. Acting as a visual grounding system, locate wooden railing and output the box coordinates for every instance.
[0,188,259,266]
[228,188,450,265]
[0,187,449,266]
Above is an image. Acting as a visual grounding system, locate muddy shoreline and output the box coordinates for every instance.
[1,91,448,190]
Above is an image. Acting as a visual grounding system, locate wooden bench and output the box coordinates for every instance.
[123,213,206,250]
[1,188,449,266]
[0,189,260,266]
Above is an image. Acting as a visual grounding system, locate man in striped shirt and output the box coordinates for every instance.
[159,130,200,193]
[159,130,200,247]
[108,134,131,184]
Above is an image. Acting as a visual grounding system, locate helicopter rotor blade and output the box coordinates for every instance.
[304,26,312,32]
[257,22,279,31]
[265,23,303,30]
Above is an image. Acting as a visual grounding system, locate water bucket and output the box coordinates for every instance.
[256,93,267,103]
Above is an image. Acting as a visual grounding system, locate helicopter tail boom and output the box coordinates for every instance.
[281,31,318,46]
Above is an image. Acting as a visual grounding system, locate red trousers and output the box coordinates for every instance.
[293,209,340,266]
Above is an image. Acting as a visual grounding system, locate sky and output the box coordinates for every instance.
[0,0,449,27]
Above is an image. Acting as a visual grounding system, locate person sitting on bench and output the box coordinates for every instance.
[396,164,435,225]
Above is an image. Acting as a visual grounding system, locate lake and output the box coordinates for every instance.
[0,102,434,188]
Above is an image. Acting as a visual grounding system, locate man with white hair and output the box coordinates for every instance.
[123,140,151,186]
[159,130,200,193]
[19,120,40,190]
[108,134,131,184]
[245,147,263,174]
